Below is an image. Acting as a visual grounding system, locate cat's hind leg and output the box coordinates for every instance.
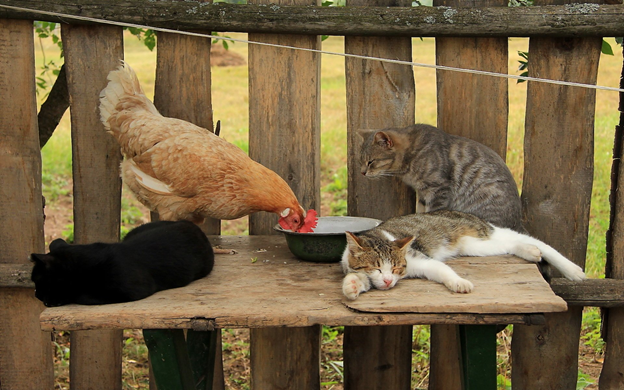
[462,227,586,281]
[342,273,371,300]
[456,229,542,263]
[503,230,586,281]
[405,252,474,293]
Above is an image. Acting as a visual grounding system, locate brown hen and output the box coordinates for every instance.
[99,62,308,232]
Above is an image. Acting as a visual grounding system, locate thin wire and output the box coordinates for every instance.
[2,3,623,93]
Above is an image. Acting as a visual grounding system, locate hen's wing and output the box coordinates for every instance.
[124,118,274,220]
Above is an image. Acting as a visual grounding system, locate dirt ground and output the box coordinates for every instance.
[211,44,246,67]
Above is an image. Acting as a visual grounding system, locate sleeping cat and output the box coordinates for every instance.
[30,220,214,307]
[341,210,585,300]
[358,124,524,232]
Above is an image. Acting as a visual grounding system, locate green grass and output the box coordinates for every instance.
[36,31,622,389]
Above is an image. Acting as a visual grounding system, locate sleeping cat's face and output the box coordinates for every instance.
[343,232,413,290]
[358,129,408,178]
[30,239,76,307]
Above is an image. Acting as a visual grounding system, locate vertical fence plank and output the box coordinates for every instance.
[62,24,124,390]
[248,0,322,387]
[433,0,508,154]
[344,0,415,387]
[0,18,54,390]
[599,44,624,389]
[430,1,508,388]
[510,0,601,386]
[153,31,225,390]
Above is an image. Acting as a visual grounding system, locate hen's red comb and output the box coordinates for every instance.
[297,209,318,233]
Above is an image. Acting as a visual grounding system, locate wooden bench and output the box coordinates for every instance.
[40,235,567,390]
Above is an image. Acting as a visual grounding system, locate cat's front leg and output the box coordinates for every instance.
[342,273,371,300]
[419,184,452,213]
[405,253,474,293]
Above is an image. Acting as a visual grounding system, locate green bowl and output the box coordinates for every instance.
[274,216,382,263]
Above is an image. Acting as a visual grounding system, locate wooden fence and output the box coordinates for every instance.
[1,0,624,389]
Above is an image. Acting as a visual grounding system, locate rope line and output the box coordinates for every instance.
[1,3,623,93]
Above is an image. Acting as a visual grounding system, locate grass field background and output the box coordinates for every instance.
[36,32,622,389]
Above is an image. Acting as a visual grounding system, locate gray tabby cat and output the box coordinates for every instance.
[341,210,585,300]
[358,124,524,232]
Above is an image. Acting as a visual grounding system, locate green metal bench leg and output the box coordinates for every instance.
[459,325,497,390]
[187,329,218,390]
[143,329,218,390]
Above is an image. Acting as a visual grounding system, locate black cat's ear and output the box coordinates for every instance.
[394,236,414,251]
[345,231,364,250]
[49,238,69,251]
[374,131,393,149]
[29,253,56,268]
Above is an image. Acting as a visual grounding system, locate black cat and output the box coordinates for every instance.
[30,221,214,307]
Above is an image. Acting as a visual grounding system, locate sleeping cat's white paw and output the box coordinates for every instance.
[560,264,587,281]
[342,273,368,300]
[514,244,542,263]
[444,278,474,294]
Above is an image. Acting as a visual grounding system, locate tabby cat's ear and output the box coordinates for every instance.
[374,131,393,149]
[355,129,376,141]
[345,231,364,250]
[394,236,414,251]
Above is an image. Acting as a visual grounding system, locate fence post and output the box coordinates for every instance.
[0,18,54,390]
[510,0,601,386]
[343,0,416,387]
[61,23,124,390]
[430,1,509,388]
[599,42,624,389]
[247,0,322,387]
[153,30,225,390]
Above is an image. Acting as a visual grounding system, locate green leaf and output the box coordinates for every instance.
[517,70,528,84]
[601,39,614,56]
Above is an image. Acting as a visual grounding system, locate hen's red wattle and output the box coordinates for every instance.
[297,209,318,233]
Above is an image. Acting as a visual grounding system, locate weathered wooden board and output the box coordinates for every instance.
[153,29,225,390]
[0,18,53,390]
[5,1,624,38]
[550,278,624,307]
[431,1,509,388]
[62,23,124,390]
[40,236,566,331]
[510,0,602,388]
[344,0,415,386]
[248,0,322,387]
[600,40,624,388]
[0,263,35,288]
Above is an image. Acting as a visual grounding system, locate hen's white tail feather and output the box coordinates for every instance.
[99,60,159,132]
[127,160,174,196]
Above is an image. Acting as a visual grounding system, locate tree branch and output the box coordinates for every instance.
[38,63,68,148]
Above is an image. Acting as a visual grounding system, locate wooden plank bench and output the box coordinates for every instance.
[40,235,567,390]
